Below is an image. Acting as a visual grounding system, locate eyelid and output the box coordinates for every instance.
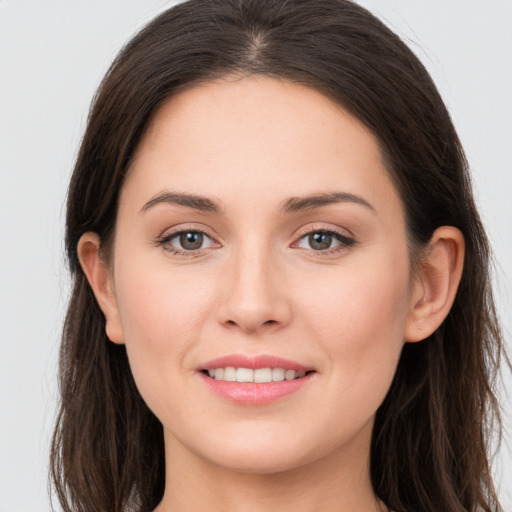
[290,223,356,254]
[293,223,355,241]
[157,223,220,241]
[156,223,222,255]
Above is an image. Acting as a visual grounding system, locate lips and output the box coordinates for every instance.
[198,354,316,405]
[200,354,311,372]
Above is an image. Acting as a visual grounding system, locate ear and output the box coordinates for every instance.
[77,232,125,344]
[405,226,465,343]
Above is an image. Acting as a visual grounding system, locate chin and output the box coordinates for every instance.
[204,446,316,475]
[178,423,351,476]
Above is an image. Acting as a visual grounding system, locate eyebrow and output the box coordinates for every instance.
[282,192,376,213]
[140,191,221,213]
[140,190,375,215]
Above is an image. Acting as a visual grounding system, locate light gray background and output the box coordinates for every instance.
[1,1,511,510]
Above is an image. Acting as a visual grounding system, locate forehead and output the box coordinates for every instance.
[123,76,402,218]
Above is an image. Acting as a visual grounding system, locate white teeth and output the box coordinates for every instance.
[224,366,236,382]
[206,367,310,382]
[285,370,296,380]
[271,368,285,382]
[236,367,254,382]
[254,368,272,383]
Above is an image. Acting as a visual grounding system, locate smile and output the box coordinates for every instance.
[204,367,310,382]
[198,355,316,405]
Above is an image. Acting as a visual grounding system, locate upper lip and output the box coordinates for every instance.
[199,354,313,372]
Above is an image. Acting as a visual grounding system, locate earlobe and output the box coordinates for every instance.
[405,226,465,343]
[77,232,125,344]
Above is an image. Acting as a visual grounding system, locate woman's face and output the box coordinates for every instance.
[108,77,419,473]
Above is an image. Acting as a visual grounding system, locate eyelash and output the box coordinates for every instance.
[156,228,219,257]
[156,227,356,257]
[292,228,356,256]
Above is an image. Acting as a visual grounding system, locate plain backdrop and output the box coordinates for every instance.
[1,1,511,510]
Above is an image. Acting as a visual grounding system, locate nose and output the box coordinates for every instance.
[216,241,292,334]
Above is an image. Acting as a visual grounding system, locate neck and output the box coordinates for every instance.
[156,424,386,512]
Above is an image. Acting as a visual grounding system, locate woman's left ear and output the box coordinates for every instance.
[405,226,465,342]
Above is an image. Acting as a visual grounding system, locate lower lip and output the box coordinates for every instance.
[199,372,315,405]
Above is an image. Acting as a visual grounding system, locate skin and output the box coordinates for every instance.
[79,76,464,512]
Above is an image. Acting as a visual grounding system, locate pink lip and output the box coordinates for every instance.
[199,372,315,405]
[197,354,316,405]
[199,354,311,372]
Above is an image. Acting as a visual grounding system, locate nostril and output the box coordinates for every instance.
[221,305,289,332]
[224,319,277,328]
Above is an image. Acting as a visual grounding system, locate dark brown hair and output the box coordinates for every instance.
[50,1,506,511]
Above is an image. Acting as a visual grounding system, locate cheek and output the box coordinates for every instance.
[299,257,410,400]
[112,261,215,404]
[117,274,203,343]
[304,258,409,332]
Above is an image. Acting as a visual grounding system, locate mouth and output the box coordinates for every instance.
[200,367,315,383]
[198,355,316,404]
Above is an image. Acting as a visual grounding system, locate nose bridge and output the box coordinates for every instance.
[218,234,289,332]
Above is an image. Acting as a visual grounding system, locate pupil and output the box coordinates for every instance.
[309,232,332,250]
[180,232,203,250]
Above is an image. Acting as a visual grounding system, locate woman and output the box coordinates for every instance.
[50,1,506,511]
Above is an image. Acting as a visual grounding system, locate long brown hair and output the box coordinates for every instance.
[50,1,506,511]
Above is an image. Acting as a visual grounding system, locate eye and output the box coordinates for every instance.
[175,231,207,251]
[294,229,355,253]
[158,229,218,254]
